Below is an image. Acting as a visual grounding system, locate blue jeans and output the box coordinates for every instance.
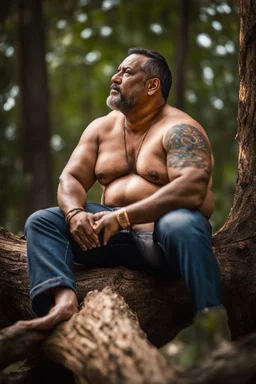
[25,203,221,316]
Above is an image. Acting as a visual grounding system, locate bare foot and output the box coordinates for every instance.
[9,288,78,333]
[15,302,77,331]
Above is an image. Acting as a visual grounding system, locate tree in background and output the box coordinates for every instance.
[175,0,189,110]
[18,0,53,221]
[0,0,239,233]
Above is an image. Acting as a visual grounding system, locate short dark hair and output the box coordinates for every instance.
[128,47,172,101]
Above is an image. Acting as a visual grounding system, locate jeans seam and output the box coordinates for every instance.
[30,277,62,298]
[64,238,70,263]
[30,276,77,300]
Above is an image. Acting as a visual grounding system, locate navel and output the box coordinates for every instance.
[97,172,104,180]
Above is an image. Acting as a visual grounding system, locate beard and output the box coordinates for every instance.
[106,86,138,114]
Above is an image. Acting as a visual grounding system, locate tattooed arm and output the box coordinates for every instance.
[124,123,213,224]
[165,123,212,180]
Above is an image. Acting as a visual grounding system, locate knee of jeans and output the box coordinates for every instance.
[24,209,50,236]
[155,209,200,241]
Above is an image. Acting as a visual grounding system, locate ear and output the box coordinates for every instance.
[147,78,161,96]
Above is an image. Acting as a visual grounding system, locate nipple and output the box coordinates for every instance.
[150,171,159,181]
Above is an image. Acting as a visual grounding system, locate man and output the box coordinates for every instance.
[22,48,226,337]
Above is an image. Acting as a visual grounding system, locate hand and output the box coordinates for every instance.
[93,211,120,245]
[69,211,100,251]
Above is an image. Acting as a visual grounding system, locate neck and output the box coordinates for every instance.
[124,102,166,133]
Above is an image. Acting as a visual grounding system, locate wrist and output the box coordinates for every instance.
[65,208,85,224]
[115,209,131,230]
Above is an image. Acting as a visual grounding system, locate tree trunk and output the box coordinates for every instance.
[175,0,189,109]
[212,0,256,339]
[18,0,53,222]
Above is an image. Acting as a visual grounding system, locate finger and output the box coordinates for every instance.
[80,234,98,250]
[82,226,100,248]
[103,228,112,246]
[93,211,109,221]
[88,232,100,248]
[88,216,101,236]
[72,233,88,251]
[94,220,104,236]
[90,220,99,231]
[72,227,94,250]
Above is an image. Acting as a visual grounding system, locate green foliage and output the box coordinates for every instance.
[0,0,239,233]
[160,306,230,369]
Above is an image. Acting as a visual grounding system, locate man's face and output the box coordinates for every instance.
[106,54,149,113]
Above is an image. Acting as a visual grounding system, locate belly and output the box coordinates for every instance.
[103,174,161,207]
[101,174,213,231]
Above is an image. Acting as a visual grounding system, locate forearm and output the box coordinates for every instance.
[57,174,88,215]
[126,175,207,225]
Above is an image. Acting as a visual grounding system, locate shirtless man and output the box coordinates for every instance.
[23,48,223,332]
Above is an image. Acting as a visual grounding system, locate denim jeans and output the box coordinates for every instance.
[25,203,221,316]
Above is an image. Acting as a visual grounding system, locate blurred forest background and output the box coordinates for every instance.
[0,0,239,235]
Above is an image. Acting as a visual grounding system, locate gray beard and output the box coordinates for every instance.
[106,93,137,114]
[106,94,121,111]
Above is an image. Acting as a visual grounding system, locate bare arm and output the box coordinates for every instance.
[58,118,103,250]
[58,118,102,213]
[126,123,213,224]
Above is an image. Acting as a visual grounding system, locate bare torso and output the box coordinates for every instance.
[94,105,213,231]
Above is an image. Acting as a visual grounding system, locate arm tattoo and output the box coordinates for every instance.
[164,123,212,176]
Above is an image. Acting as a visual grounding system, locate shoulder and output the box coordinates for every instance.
[161,106,206,135]
[80,111,123,140]
[160,106,211,150]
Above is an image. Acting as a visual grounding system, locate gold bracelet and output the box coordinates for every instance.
[115,209,131,230]
[65,208,84,224]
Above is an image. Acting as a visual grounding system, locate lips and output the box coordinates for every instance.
[110,85,121,93]
[110,90,119,95]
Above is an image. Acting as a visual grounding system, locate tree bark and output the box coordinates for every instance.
[212,0,256,339]
[44,288,175,384]
[18,0,53,222]
[1,283,256,384]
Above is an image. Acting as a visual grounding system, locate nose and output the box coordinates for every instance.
[111,71,122,84]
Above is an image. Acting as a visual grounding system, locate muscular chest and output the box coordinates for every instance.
[95,131,168,185]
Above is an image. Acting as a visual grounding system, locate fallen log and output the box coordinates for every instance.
[1,287,256,384]
[2,218,256,384]
[1,225,256,346]
[0,287,174,382]
[1,227,256,383]
[0,227,194,347]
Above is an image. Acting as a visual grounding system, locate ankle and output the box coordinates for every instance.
[54,299,78,315]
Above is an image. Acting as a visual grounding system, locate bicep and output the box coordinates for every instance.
[163,123,212,182]
[61,125,99,191]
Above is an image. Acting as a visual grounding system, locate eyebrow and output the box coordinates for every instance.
[117,65,133,71]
